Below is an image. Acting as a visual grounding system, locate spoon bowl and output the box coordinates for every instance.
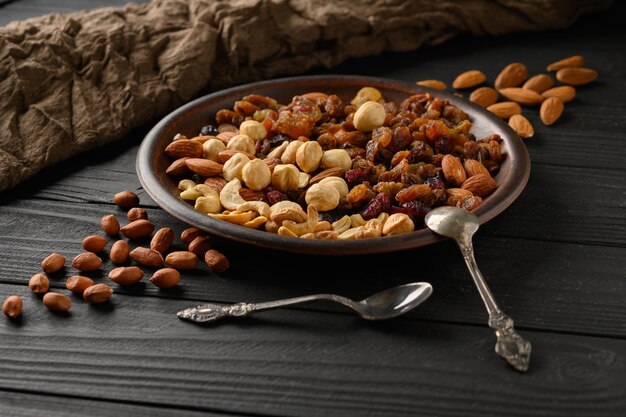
[356,282,433,320]
[425,206,480,244]
[178,282,433,324]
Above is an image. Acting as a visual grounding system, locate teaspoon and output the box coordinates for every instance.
[177,282,432,323]
[425,206,531,372]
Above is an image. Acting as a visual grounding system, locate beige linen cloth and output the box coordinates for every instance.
[0,0,610,191]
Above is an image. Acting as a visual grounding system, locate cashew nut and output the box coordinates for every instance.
[209,210,256,225]
[178,179,202,200]
[243,216,268,229]
[350,213,366,228]
[193,184,222,214]
[237,201,271,218]
[269,201,307,224]
[332,215,351,234]
[219,178,247,210]
[277,226,298,238]
[267,141,289,159]
[281,205,319,237]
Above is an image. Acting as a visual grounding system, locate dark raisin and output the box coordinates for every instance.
[359,193,391,220]
[200,124,219,136]
[266,189,288,205]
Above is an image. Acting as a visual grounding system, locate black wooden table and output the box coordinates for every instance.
[1,2,625,416]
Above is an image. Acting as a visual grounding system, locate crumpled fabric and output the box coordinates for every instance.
[0,0,610,191]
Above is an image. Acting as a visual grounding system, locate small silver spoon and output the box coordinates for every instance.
[177,282,433,324]
[425,206,531,372]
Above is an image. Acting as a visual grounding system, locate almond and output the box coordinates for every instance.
[164,139,203,159]
[508,114,535,139]
[41,252,65,273]
[29,273,50,294]
[556,68,598,86]
[110,240,130,264]
[83,284,113,304]
[100,214,120,236]
[547,55,584,72]
[181,227,205,245]
[129,247,164,268]
[540,97,564,126]
[127,207,148,222]
[72,252,103,272]
[494,62,528,89]
[113,191,139,209]
[469,87,498,108]
[82,235,108,253]
[217,149,255,163]
[461,174,497,197]
[486,101,521,120]
[204,249,229,273]
[165,251,199,270]
[452,70,486,89]
[165,157,191,176]
[150,227,174,253]
[43,292,72,313]
[309,167,344,185]
[239,188,266,201]
[203,177,228,193]
[2,295,22,318]
[149,268,181,289]
[66,275,95,294]
[541,86,576,103]
[185,158,224,177]
[441,155,466,186]
[497,88,544,106]
[188,236,212,257]
[416,79,447,90]
[446,188,473,206]
[109,266,144,285]
[120,219,155,240]
[463,159,491,178]
[522,74,553,93]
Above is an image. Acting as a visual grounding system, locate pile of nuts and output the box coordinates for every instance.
[417,54,598,138]
[2,190,230,319]
[166,87,503,240]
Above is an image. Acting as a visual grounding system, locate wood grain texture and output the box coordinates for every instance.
[0,200,625,337]
[0,282,625,417]
[1,1,625,416]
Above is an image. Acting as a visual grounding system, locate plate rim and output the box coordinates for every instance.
[137,74,530,255]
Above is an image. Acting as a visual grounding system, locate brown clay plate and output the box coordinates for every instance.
[137,75,530,255]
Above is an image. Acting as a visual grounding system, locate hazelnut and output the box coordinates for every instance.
[202,138,226,161]
[239,120,267,141]
[280,140,304,165]
[242,159,271,190]
[305,183,340,212]
[295,141,323,173]
[321,149,352,171]
[226,134,255,154]
[319,176,349,199]
[353,101,386,132]
[222,152,251,181]
[271,164,300,192]
[351,87,382,108]
[382,213,415,236]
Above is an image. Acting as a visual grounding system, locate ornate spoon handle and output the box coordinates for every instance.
[177,294,348,323]
[458,240,531,372]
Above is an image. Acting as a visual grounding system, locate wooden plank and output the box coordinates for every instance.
[0,200,624,338]
[0,283,625,417]
[0,390,237,417]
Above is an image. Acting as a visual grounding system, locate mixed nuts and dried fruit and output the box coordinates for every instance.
[2,190,230,319]
[166,86,502,240]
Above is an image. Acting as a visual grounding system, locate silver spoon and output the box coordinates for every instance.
[177,282,433,324]
[425,206,531,372]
